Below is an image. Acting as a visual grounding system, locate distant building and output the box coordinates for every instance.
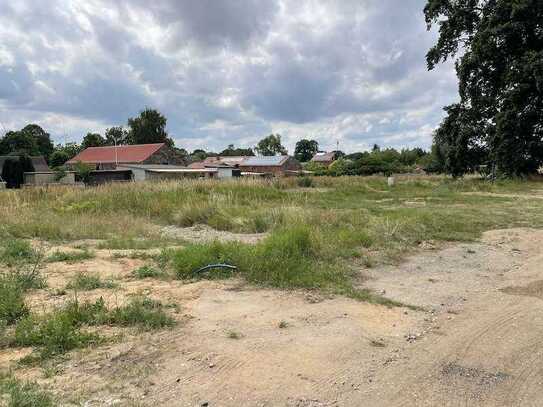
[189,155,302,176]
[66,143,186,170]
[310,151,337,167]
[0,155,50,172]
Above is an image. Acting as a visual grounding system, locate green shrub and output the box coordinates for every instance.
[46,249,94,263]
[65,273,117,291]
[0,279,29,325]
[0,375,54,407]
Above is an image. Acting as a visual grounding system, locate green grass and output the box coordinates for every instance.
[0,239,37,267]
[65,272,118,291]
[0,374,54,407]
[132,265,165,279]
[0,279,29,325]
[1,176,543,304]
[46,249,94,263]
[97,238,183,250]
[11,296,175,362]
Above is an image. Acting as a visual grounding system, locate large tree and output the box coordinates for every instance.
[105,126,130,146]
[81,133,107,149]
[0,124,55,161]
[294,139,319,162]
[220,144,255,157]
[255,134,287,156]
[127,108,174,147]
[425,0,543,176]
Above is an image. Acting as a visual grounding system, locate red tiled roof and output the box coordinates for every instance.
[67,143,165,164]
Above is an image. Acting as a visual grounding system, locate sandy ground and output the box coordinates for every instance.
[3,228,543,406]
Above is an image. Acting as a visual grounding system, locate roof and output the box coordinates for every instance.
[145,168,217,174]
[311,152,336,162]
[66,143,165,164]
[118,164,187,170]
[0,156,50,172]
[242,156,289,166]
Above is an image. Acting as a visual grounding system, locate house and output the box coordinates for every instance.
[310,151,337,167]
[66,143,186,170]
[1,155,52,188]
[189,155,302,176]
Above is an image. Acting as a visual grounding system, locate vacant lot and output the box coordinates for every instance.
[1,176,543,406]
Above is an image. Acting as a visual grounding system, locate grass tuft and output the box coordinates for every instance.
[46,249,94,264]
[65,272,118,291]
[132,265,164,279]
[0,374,54,407]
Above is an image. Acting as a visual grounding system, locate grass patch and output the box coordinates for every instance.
[65,272,118,291]
[132,265,165,279]
[0,239,37,267]
[11,296,174,363]
[97,238,183,250]
[46,249,94,264]
[0,374,54,407]
[14,311,100,361]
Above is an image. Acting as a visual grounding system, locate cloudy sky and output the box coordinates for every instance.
[0,0,457,153]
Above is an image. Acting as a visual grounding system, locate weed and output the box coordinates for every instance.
[66,273,118,291]
[227,330,242,339]
[102,297,175,330]
[14,312,99,360]
[0,238,36,266]
[0,374,54,407]
[132,265,164,279]
[278,320,288,329]
[369,339,386,348]
[47,249,94,263]
[0,279,29,325]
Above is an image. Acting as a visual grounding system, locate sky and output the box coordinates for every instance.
[0,0,458,154]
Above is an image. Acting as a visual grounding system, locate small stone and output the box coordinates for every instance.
[209,363,215,368]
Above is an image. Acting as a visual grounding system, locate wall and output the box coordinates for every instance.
[239,157,302,176]
[87,170,132,185]
[24,172,76,186]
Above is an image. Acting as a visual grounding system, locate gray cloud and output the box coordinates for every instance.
[0,0,457,152]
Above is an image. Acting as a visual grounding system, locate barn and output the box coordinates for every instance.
[66,143,186,170]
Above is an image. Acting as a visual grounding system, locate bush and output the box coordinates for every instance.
[0,279,29,325]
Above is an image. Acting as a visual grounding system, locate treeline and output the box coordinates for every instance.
[0,109,179,169]
[303,144,441,176]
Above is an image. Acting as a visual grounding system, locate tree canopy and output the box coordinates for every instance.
[81,133,107,149]
[0,124,54,161]
[294,139,319,162]
[220,144,255,157]
[255,134,287,156]
[425,0,543,176]
[127,108,174,147]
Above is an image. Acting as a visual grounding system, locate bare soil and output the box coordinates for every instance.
[4,228,543,406]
